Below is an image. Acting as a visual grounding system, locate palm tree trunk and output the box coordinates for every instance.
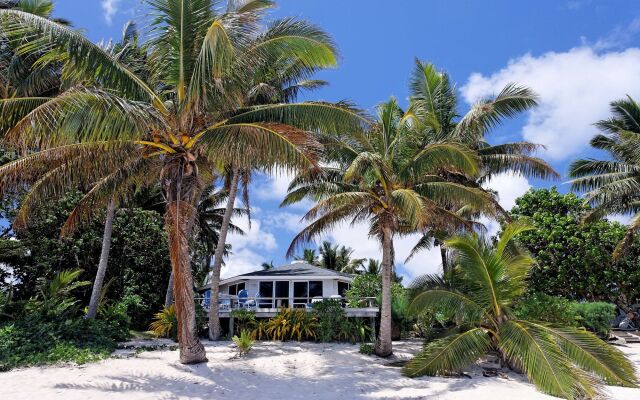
[375,223,393,357]
[163,158,207,364]
[209,166,240,340]
[86,198,116,319]
[164,271,174,307]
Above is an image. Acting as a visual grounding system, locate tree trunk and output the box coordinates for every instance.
[440,244,448,275]
[209,166,240,341]
[86,198,116,319]
[164,271,174,307]
[375,224,393,357]
[163,157,207,364]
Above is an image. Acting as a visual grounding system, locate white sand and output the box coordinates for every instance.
[1,340,639,400]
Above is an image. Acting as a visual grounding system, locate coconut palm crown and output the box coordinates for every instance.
[283,97,500,356]
[403,221,637,399]
[0,0,368,363]
[569,96,640,256]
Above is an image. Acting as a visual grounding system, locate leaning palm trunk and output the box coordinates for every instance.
[209,167,240,340]
[163,158,207,364]
[164,271,174,307]
[86,198,116,319]
[375,224,393,356]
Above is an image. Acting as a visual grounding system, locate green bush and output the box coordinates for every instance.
[230,309,256,333]
[263,308,317,341]
[359,343,374,355]
[574,302,616,337]
[513,293,577,325]
[313,299,345,342]
[0,318,117,371]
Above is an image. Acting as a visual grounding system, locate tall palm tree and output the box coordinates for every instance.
[569,96,640,256]
[0,1,367,363]
[317,240,365,273]
[284,98,498,356]
[404,221,637,399]
[403,61,558,270]
[207,26,335,339]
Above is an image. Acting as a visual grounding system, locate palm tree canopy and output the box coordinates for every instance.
[404,221,637,399]
[569,96,640,256]
[284,96,501,256]
[0,0,370,231]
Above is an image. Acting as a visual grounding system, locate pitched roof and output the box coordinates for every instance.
[238,261,354,278]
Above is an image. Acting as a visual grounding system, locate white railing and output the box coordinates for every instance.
[195,295,377,312]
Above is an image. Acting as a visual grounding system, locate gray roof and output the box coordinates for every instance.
[240,262,353,278]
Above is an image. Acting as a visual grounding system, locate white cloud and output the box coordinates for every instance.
[591,17,640,51]
[326,221,442,282]
[222,217,277,279]
[101,0,120,25]
[462,46,640,161]
[482,172,532,211]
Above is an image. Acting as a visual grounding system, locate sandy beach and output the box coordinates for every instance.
[1,340,639,400]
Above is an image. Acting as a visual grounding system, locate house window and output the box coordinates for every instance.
[293,281,323,306]
[228,282,245,296]
[259,281,274,307]
[275,281,289,308]
[338,281,350,297]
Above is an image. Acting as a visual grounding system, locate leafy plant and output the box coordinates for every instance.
[230,309,256,333]
[265,308,317,341]
[313,299,344,342]
[232,330,254,357]
[359,343,374,355]
[251,319,268,341]
[510,187,640,308]
[149,305,177,340]
[574,302,616,338]
[513,293,577,326]
[404,221,637,399]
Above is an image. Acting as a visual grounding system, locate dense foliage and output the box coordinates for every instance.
[1,192,172,327]
[0,270,137,371]
[513,293,617,337]
[510,187,640,307]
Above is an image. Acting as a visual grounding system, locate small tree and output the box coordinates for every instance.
[404,221,637,399]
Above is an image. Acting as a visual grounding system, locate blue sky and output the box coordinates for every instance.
[43,1,640,280]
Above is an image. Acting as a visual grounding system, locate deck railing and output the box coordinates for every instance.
[195,295,377,312]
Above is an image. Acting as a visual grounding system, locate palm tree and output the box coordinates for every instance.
[403,221,637,399]
[261,260,275,270]
[317,240,365,273]
[207,24,335,340]
[284,98,498,356]
[569,96,640,256]
[294,248,320,265]
[0,1,366,363]
[403,61,558,271]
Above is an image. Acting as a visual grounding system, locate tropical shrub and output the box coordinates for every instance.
[513,293,577,326]
[230,309,256,333]
[232,330,254,357]
[251,319,268,341]
[0,270,122,371]
[265,308,317,341]
[313,299,345,342]
[574,302,616,338]
[149,305,177,339]
[404,222,637,399]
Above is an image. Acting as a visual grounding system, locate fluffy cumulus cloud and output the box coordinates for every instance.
[221,216,277,279]
[101,0,120,25]
[462,46,640,161]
